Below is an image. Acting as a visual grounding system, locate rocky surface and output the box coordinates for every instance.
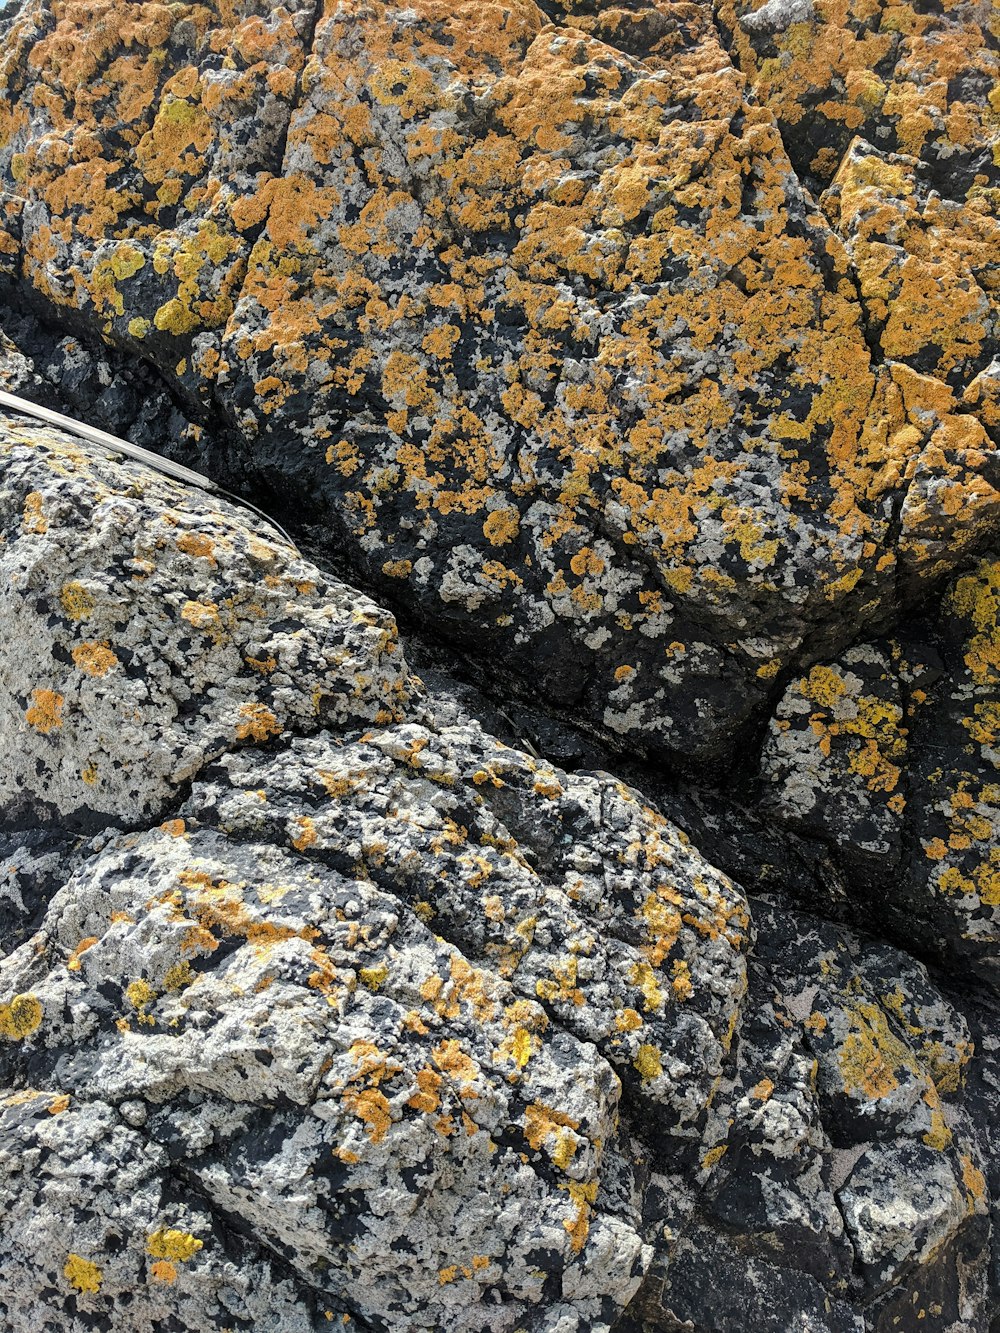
[0,0,996,772]
[0,0,998,1330]
[0,409,995,1332]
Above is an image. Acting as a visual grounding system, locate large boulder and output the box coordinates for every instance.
[0,409,996,1332]
[0,0,996,767]
[0,409,746,1332]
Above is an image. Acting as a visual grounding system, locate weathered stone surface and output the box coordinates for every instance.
[0,409,414,828]
[0,1,1000,1328]
[760,554,1000,986]
[627,901,991,1333]
[0,411,997,1332]
[0,0,996,768]
[0,418,749,1331]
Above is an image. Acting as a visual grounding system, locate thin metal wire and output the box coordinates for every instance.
[0,386,301,552]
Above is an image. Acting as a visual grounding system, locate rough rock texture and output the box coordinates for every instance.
[0,416,731,1332]
[0,0,1000,1330]
[0,410,997,1332]
[628,901,991,1333]
[759,555,1000,987]
[0,0,997,770]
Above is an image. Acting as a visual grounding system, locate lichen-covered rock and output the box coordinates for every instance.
[760,554,1000,986]
[0,824,652,1332]
[718,0,1000,209]
[627,900,991,1333]
[0,408,414,828]
[0,0,997,768]
[761,644,907,868]
[0,409,998,1330]
[0,0,999,1312]
[0,414,753,1331]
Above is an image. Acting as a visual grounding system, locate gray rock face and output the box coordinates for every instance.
[0,414,735,1332]
[759,558,1000,987]
[0,411,997,1333]
[0,410,414,828]
[629,902,992,1333]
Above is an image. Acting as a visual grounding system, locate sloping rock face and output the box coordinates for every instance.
[0,0,997,769]
[759,556,1000,988]
[0,1,999,1331]
[0,412,997,1333]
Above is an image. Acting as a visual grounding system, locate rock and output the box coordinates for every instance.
[0,0,996,768]
[0,414,745,1331]
[759,554,1000,987]
[0,409,996,1332]
[0,1,999,1328]
[627,900,991,1332]
[0,407,414,828]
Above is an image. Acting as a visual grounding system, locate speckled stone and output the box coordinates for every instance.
[0,0,996,769]
[0,413,997,1333]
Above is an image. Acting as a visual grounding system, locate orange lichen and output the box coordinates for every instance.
[234,703,281,742]
[71,642,119,677]
[25,689,64,734]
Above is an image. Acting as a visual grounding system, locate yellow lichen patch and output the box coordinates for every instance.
[25,689,64,734]
[633,1043,662,1081]
[176,531,216,563]
[0,993,43,1041]
[628,960,665,1012]
[64,1253,102,1294]
[147,1229,203,1263]
[406,1066,442,1114]
[163,962,194,992]
[71,642,119,677]
[180,599,220,629]
[562,1180,598,1254]
[799,665,847,709]
[922,1106,952,1151]
[615,1007,643,1032]
[60,582,96,621]
[509,1026,533,1067]
[701,1144,728,1170]
[523,1102,579,1154]
[22,490,47,533]
[149,1260,178,1283]
[961,1155,987,1214]
[837,1001,914,1100]
[381,558,412,578]
[126,978,156,1026]
[343,1086,393,1144]
[948,560,1000,685]
[47,1093,70,1115]
[234,703,281,742]
[483,507,520,546]
[534,955,585,1007]
[671,959,693,1001]
[359,964,388,992]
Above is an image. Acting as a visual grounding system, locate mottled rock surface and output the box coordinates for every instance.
[0,0,999,1330]
[0,0,997,769]
[760,555,1000,988]
[0,410,996,1333]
